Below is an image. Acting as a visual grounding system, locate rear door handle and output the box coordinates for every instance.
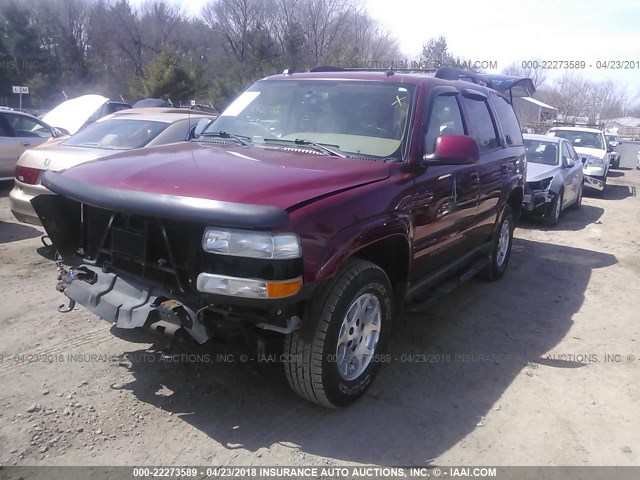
[21,142,31,147]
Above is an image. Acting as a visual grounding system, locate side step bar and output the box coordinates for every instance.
[404,255,490,313]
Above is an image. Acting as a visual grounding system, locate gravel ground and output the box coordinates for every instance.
[0,166,638,468]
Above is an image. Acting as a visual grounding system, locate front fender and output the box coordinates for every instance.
[314,213,412,282]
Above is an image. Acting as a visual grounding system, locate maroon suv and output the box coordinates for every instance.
[33,67,533,407]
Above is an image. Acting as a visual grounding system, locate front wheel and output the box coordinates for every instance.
[572,181,583,209]
[545,188,564,226]
[478,205,514,281]
[284,259,393,408]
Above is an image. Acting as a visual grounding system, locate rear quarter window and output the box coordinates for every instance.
[492,95,523,146]
[461,96,500,152]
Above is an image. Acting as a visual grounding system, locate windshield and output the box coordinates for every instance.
[606,135,618,143]
[525,139,559,166]
[63,119,168,150]
[205,80,415,159]
[552,130,604,150]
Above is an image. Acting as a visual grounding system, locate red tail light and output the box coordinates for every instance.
[15,166,43,185]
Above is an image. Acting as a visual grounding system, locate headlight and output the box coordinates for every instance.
[586,157,604,167]
[202,228,301,259]
[528,177,553,191]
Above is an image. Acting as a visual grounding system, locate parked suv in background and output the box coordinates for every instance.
[546,126,610,192]
[33,67,533,407]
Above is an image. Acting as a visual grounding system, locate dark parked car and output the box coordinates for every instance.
[33,67,533,407]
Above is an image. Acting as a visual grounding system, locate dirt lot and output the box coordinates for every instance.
[0,162,639,468]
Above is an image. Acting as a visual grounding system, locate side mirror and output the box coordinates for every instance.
[422,135,480,166]
[606,144,614,153]
[194,118,212,139]
[563,156,574,168]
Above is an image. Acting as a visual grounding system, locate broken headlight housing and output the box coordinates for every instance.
[527,176,553,191]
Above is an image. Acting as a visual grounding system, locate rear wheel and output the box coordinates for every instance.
[284,259,393,408]
[478,205,514,281]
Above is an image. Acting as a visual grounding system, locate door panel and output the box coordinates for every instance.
[561,141,578,203]
[410,164,480,280]
[460,93,503,242]
[410,90,480,280]
[0,138,19,178]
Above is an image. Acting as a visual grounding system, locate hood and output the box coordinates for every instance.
[42,95,109,134]
[57,142,391,211]
[526,162,562,182]
[573,146,606,159]
[18,143,108,174]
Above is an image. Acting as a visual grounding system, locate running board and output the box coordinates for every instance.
[404,256,490,313]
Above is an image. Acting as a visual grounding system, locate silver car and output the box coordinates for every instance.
[523,134,585,226]
[0,110,63,180]
[9,108,216,225]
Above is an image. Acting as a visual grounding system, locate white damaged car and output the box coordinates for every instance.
[546,126,610,192]
[523,134,584,226]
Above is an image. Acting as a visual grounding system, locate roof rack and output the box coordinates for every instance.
[309,66,438,74]
[305,65,535,100]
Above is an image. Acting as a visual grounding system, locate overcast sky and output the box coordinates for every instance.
[139,0,640,91]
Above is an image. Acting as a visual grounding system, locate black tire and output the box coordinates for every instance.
[572,181,583,209]
[478,205,514,281]
[284,259,393,408]
[545,188,563,226]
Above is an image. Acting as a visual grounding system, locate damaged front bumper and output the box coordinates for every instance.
[584,174,606,190]
[32,171,308,344]
[522,189,553,217]
[59,264,210,343]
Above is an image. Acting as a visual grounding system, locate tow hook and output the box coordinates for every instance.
[53,250,77,313]
[58,298,76,313]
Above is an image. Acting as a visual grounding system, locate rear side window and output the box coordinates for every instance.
[0,114,14,137]
[462,97,499,152]
[424,94,465,154]
[492,95,523,146]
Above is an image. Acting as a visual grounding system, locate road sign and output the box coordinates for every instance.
[12,85,29,110]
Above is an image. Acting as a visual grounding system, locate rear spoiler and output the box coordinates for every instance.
[435,67,536,100]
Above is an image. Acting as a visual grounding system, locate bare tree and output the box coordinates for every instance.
[502,61,548,89]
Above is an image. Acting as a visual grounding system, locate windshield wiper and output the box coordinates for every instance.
[261,138,346,158]
[197,131,252,146]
